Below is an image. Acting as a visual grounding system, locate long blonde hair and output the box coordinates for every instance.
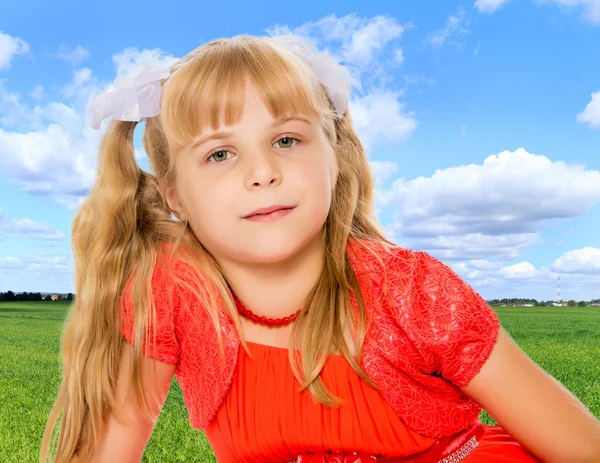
[41,35,393,462]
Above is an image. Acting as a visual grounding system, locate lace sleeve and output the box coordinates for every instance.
[413,251,501,387]
[120,256,181,365]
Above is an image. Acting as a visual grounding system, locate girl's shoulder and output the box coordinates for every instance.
[349,237,435,284]
[152,245,209,295]
[350,237,470,291]
[120,245,211,325]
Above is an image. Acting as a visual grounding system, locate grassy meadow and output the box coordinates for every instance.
[1,301,599,462]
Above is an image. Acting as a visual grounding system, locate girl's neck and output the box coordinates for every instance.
[217,233,326,321]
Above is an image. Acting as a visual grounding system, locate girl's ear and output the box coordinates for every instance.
[165,185,186,221]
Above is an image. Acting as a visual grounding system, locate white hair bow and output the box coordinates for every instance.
[88,63,171,130]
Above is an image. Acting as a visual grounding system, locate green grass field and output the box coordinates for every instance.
[1,301,599,463]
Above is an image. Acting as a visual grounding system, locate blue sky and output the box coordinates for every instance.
[1,0,599,300]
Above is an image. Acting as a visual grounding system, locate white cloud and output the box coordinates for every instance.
[439,255,600,300]
[59,68,97,106]
[380,148,600,260]
[551,247,600,274]
[474,0,512,14]
[0,214,65,241]
[56,45,90,64]
[393,48,404,65]
[350,89,417,150]
[425,9,469,48]
[54,195,86,211]
[0,253,71,291]
[31,85,45,100]
[0,48,178,208]
[73,68,92,86]
[0,81,31,127]
[577,90,600,129]
[0,31,29,70]
[112,48,179,79]
[478,0,600,23]
[0,124,97,198]
[536,0,600,24]
[370,161,400,186]
[469,259,503,272]
[396,232,541,261]
[337,16,406,67]
[270,14,409,70]
[500,261,538,278]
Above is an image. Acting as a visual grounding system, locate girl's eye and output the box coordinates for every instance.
[207,150,233,163]
[274,137,299,149]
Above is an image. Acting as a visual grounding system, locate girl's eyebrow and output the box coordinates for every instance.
[273,115,312,126]
[190,131,233,151]
[189,116,311,152]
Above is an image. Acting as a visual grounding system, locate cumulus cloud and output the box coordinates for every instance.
[269,14,409,69]
[536,0,600,24]
[0,48,178,208]
[474,0,512,13]
[370,161,400,186]
[499,261,538,278]
[577,90,600,129]
[0,253,72,291]
[111,47,180,79]
[31,85,45,100]
[0,81,31,127]
[551,247,600,274]
[0,31,29,70]
[380,148,600,260]
[0,214,66,241]
[351,89,417,150]
[476,0,600,23]
[55,45,90,64]
[440,253,600,301]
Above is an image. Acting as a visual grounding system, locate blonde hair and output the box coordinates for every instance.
[41,35,393,462]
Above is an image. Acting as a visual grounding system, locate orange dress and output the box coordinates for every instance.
[203,342,540,463]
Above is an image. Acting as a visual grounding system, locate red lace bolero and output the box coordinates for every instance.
[120,239,500,438]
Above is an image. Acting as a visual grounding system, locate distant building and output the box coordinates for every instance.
[51,295,58,301]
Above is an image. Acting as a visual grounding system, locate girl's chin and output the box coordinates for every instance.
[228,235,323,266]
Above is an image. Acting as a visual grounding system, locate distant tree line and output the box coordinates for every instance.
[0,293,596,306]
[488,298,592,307]
[0,291,74,302]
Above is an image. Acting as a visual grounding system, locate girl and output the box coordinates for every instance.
[41,34,600,463]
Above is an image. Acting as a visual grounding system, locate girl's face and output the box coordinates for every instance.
[167,81,338,265]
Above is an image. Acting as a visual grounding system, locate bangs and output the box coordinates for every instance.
[160,37,331,148]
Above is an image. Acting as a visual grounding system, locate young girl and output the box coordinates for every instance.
[41,34,600,463]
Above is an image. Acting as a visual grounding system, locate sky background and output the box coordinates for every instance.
[1,0,599,301]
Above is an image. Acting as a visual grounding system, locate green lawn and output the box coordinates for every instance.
[1,301,599,462]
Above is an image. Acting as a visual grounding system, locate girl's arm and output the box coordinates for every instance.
[461,327,600,463]
[77,341,176,463]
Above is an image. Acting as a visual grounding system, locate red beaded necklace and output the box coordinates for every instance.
[233,295,301,327]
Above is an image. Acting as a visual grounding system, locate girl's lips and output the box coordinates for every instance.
[244,206,296,222]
